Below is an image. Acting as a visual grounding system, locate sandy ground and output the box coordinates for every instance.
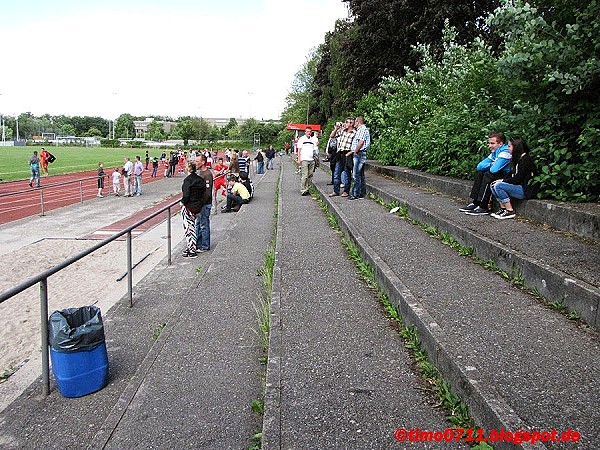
[0,238,167,372]
[0,176,185,412]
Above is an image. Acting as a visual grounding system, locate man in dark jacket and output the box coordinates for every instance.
[195,154,214,252]
[181,162,206,258]
[265,145,276,170]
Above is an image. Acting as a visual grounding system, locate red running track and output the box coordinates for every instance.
[0,171,164,225]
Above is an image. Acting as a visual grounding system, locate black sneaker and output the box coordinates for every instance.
[490,208,506,218]
[494,209,516,220]
[465,206,490,215]
[459,202,476,212]
[182,249,198,258]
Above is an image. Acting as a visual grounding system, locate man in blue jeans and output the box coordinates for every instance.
[347,116,370,200]
[28,150,41,188]
[195,154,213,253]
[329,118,355,197]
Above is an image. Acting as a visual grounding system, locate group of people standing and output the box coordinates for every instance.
[253,145,277,174]
[322,116,371,200]
[109,156,145,198]
[180,148,264,258]
[297,118,535,220]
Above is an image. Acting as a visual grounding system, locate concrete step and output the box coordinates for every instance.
[312,166,599,450]
[262,158,468,449]
[364,163,599,331]
[366,162,600,243]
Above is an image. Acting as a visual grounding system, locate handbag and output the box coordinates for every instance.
[313,152,320,169]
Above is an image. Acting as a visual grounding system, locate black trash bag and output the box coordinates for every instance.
[48,306,105,353]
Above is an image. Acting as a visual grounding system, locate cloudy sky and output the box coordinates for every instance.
[0,0,348,121]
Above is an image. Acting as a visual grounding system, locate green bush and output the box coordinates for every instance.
[358,13,600,202]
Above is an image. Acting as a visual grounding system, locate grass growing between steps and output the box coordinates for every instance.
[314,193,493,449]
[376,196,582,322]
[249,174,280,450]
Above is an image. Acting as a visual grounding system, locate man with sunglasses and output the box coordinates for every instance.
[329,118,356,197]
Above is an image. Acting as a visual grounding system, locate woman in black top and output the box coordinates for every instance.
[181,162,206,258]
[490,136,537,219]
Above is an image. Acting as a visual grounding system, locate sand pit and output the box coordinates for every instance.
[0,232,178,411]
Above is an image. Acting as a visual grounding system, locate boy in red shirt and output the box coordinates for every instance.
[212,157,227,197]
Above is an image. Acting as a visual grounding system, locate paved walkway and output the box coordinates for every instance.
[263,158,463,449]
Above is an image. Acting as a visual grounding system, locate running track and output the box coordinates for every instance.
[0,171,164,225]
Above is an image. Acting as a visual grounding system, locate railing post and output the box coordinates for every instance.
[40,278,50,396]
[79,181,84,203]
[167,206,172,266]
[40,188,45,217]
[127,231,133,307]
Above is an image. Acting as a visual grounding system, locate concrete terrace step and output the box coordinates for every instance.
[311,165,599,450]
[366,162,600,243]
[364,162,600,331]
[262,158,468,449]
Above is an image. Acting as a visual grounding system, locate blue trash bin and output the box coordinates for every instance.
[48,306,109,398]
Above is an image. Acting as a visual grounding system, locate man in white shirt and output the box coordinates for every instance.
[122,157,134,197]
[296,126,319,196]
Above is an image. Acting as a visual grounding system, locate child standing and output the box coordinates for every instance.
[112,167,122,196]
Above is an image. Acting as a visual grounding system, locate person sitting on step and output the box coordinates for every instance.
[221,175,250,212]
[490,136,538,220]
[459,132,512,216]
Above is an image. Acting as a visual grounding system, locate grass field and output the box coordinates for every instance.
[0,147,165,182]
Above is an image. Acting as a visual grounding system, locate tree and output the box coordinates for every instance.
[489,0,600,201]
[305,0,500,120]
[207,125,221,144]
[61,124,77,136]
[17,113,38,139]
[197,118,210,141]
[222,118,238,137]
[115,114,135,139]
[281,49,319,125]
[2,126,14,140]
[175,119,197,146]
[146,120,165,141]
[87,127,102,137]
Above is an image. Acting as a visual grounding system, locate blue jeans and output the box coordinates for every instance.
[333,159,344,194]
[351,152,367,198]
[267,158,274,170]
[133,175,142,195]
[195,203,212,250]
[30,165,41,187]
[257,162,264,174]
[491,182,525,203]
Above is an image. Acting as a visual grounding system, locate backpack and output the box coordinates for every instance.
[327,137,338,155]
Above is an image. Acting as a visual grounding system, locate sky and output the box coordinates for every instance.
[0,0,349,121]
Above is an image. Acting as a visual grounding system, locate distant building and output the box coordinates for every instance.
[133,118,177,138]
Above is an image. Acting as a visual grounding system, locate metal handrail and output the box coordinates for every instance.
[0,197,181,396]
[0,174,105,199]
[0,174,110,218]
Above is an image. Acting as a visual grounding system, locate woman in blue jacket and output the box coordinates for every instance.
[490,136,538,219]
